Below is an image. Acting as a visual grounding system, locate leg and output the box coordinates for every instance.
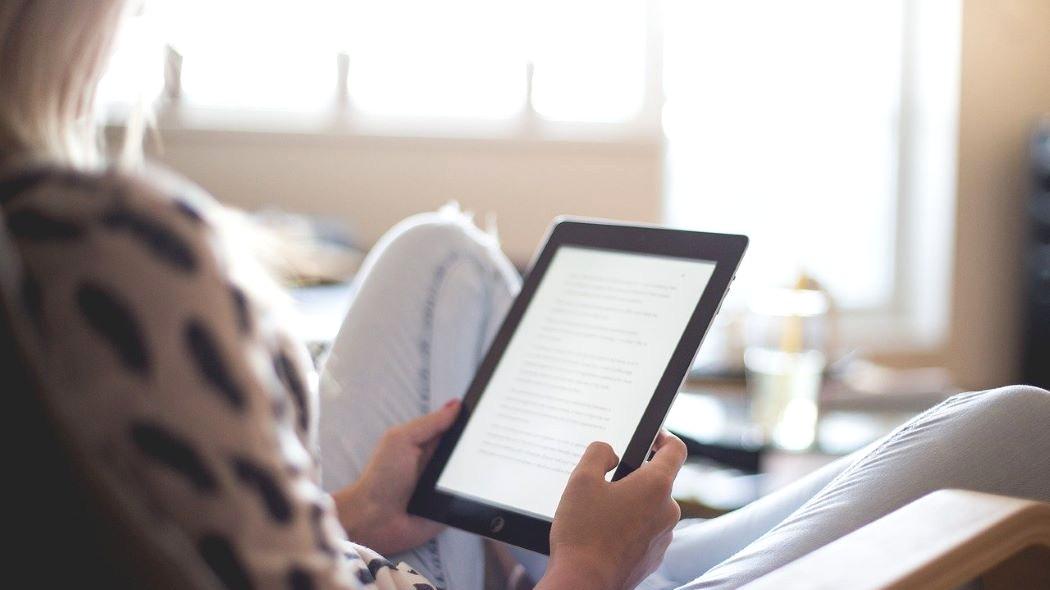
[675,385,1050,589]
[637,447,856,590]
[318,206,521,590]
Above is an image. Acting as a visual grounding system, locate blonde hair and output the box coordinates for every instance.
[0,0,131,169]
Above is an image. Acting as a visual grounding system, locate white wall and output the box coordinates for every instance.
[946,0,1050,388]
[149,130,662,265]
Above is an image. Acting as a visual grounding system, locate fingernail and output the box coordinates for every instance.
[443,398,460,409]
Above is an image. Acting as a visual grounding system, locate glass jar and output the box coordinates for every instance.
[744,286,829,450]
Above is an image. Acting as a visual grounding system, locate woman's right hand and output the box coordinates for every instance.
[538,431,688,590]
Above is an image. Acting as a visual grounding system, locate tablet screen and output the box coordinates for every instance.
[435,245,717,520]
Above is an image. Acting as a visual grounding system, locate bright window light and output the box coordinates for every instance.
[95,10,164,114]
[162,0,337,111]
[663,0,904,310]
[528,0,647,123]
[93,0,949,346]
[342,0,527,119]
[98,0,649,124]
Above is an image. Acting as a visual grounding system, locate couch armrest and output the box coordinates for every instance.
[743,489,1050,590]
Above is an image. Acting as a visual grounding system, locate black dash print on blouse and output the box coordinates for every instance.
[356,568,375,585]
[5,208,85,240]
[77,282,150,375]
[185,319,246,410]
[21,271,43,330]
[174,199,204,223]
[309,503,335,555]
[230,285,251,334]
[286,567,314,590]
[273,351,308,432]
[199,535,253,590]
[367,558,398,579]
[101,206,197,272]
[231,457,292,523]
[0,170,106,204]
[0,170,50,204]
[130,422,218,492]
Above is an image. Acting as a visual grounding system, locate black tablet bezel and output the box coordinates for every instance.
[408,218,747,554]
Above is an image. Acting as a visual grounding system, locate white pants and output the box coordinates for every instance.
[318,210,1050,590]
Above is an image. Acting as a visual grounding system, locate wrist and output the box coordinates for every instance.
[332,482,379,540]
[539,548,617,590]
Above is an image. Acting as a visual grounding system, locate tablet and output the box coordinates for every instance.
[409,218,747,554]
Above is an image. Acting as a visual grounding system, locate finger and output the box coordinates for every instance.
[418,433,447,472]
[401,399,461,444]
[416,440,440,476]
[572,441,619,477]
[646,431,687,478]
[650,430,677,453]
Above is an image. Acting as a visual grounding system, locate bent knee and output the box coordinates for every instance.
[378,206,502,268]
[361,205,520,303]
[963,384,1050,407]
[943,385,1050,428]
[388,204,492,249]
[977,384,1050,413]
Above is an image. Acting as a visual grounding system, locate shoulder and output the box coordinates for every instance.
[0,164,216,252]
[0,166,230,378]
[0,163,318,446]
[0,164,240,374]
[0,164,253,312]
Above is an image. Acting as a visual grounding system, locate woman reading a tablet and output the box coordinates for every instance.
[3,2,1049,589]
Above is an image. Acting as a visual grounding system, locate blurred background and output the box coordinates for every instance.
[100,0,1049,512]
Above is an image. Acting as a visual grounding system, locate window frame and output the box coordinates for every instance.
[109,0,666,146]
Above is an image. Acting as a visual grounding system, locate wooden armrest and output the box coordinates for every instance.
[743,489,1050,590]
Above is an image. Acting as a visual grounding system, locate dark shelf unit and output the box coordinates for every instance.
[1021,118,1050,388]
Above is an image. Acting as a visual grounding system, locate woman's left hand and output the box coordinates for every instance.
[332,399,461,554]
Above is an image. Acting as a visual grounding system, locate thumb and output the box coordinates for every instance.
[646,431,687,478]
[572,441,619,478]
[402,399,461,444]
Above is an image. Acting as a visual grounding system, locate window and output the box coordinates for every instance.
[527,0,648,122]
[103,0,650,124]
[100,0,958,350]
[95,6,164,112]
[342,0,527,120]
[171,1,337,112]
[663,0,905,311]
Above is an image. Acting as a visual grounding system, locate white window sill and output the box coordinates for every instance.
[108,101,664,152]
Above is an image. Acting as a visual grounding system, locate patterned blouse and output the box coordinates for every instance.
[0,166,439,590]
